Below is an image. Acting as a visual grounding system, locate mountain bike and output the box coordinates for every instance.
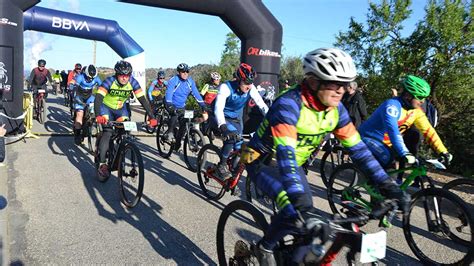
[33,87,47,124]
[94,121,147,208]
[156,109,207,172]
[217,199,398,265]
[143,99,166,134]
[326,159,474,265]
[80,102,98,153]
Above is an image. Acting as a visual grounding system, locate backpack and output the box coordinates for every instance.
[424,99,439,127]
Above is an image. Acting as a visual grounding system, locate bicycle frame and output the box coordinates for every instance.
[204,150,244,190]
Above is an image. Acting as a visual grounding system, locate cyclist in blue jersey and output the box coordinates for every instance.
[214,63,268,180]
[73,64,102,145]
[147,70,167,107]
[241,48,410,265]
[164,63,206,149]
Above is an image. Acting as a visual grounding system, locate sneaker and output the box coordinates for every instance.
[216,163,232,181]
[252,242,276,266]
[98,164,110,178]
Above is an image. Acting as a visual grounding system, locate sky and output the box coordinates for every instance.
[24,0,428,71]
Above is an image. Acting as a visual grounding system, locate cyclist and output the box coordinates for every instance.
[94,60,158,178]
[214,63,268,180]
[147,70,167,107]
[164,63,206,150]
[200,71,221,106]
[66,63,82,106]
[52,70,62,94]
[27,59,53,98]
[241,48,410,264]
[358,75,453,178]
[60,70,68,93]
[72,64,102,145]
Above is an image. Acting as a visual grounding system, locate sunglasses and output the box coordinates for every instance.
[179,71,189,74]
[413,95,426,101]
[159,78,165,80]
[117,74,131,78]
[319,80,350,90]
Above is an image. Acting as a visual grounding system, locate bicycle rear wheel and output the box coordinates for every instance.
[320,146,351,188]
[39,98,47,124]
[156,118,173,158]
[403,187,474,265]
[118,142,145,208]
[217,200,269,266]
[196,144,226,200]
[184,128,207,172]
[327,163,371,219]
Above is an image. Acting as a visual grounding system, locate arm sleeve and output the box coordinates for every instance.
[333,104,390,184]
[148,80,156,101]
[249,85,269,115]
[137,94,154,119]
[413,109,447,154]
[189,78,205,106]
[200,84,209,96]
[27,70,35,86]
[94,93,104,116]
[384,102,409,157]
[165,77,176,105]
[214,84,231,127]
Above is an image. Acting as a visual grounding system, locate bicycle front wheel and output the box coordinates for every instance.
[197,144,226,200]
[217,200,269,266]
[184,128,207,172]
[39,98,47,124]
[403,187,474,265]
[156,118,173,158]
[118,142,145,208]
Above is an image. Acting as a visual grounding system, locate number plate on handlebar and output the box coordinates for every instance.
[122,121,138,132]
[184,110,194,119]
[360,231,386,263]
[37,89,46,93]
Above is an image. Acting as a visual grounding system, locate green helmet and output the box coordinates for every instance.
[402,75,431,99]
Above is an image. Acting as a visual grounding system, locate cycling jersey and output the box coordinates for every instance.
[74,74,102,91]
[67,70,81,85]
[165,75,204,108]
[147,79,167,101]
[214,81,268,127]
[248,85,389,195]
[97,76,144,110]
[359,97,447,157]
[201,83,219,105]
[28,67,52,87]
[52,73,62,83]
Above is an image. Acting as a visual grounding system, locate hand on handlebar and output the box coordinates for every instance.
[96,115,107,125]
[148,118,158,127]
[439,152,453,167]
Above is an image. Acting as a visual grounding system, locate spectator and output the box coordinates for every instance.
[342,81,367,128]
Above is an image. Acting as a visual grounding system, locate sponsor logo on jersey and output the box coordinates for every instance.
[386,105,399,117]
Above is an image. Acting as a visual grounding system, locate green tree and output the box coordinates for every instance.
[218,32,241,81]
[280,55,304,87]
[335,0,473,176]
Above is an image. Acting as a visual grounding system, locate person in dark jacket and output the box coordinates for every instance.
[0,124,6,163]
[342,81,367,128]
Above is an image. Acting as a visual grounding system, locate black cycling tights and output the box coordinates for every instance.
[98,126,114,163]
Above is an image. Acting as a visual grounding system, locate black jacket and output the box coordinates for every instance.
[342,91,367,128]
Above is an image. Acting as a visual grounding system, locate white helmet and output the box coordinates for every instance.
[210,72,221,80]
[303,48,357,82]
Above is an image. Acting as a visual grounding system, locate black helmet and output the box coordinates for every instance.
[38,59,46,67]
[84,64,97,79]
[74,63,82,71]
[114,60,133,75]
[177,63,190,72]
[55,70,59,74]
[157,70,166,79]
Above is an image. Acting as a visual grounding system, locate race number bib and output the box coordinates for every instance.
[360,231,387,263]
[123,121,138,132]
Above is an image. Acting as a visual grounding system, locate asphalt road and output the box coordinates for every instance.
[1,93,467,265]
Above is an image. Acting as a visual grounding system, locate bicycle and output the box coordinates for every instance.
[32,86,47,124]
[143,99,166,134]
[94,121,147,208]
[156,109,207,172]
[326,159,474,265]
[80,102,98,153]
[217,199,398,265]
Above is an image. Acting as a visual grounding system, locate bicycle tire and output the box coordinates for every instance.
[39,98,46,124]
[156,119,173,158]
[118,142,145,208]
[403,187,474,265]
[216,200,269,266]
[442,178,474,246]
[320,146,350,188]
[196,144,226,200]
[327,163,367,218]
[184,128,207,172]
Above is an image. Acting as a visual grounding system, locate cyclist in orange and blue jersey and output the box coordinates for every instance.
[359,75,453,172]
[147,70,167,105]
[94,60,158,178]
[242,48,410,265]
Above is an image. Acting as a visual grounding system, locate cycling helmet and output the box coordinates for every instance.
[235,63,257,84]
[38,59,46,67]
[157,70,166,79]
[74,63,82,71]
[84,64,97,79]
[55,70,59,74]
[303,48,356,82]
[177,63,190,72]
[210,72,221,81]
[402,75,430,99]
[114,60,133,75]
